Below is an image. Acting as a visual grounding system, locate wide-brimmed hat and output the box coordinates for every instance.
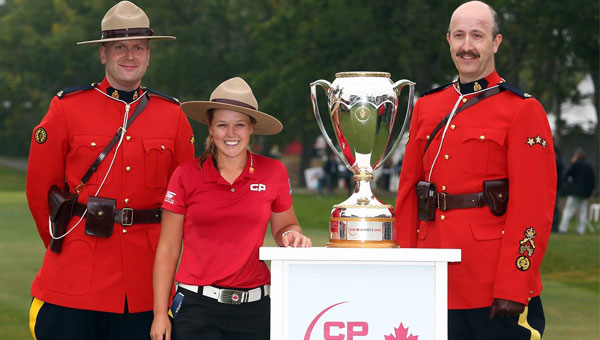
[77,1,175,45]
[181,77,283,135]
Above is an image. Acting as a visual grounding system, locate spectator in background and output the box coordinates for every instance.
[558,148,596,235]
[380,159,393,192]
[552,145,566,232]
[323,151,339,196]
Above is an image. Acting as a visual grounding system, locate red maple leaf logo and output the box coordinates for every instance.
[384,323,419,340]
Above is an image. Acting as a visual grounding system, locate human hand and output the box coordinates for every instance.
[282,230,312,248]
[150,313,172,340]
[488,298,525,319]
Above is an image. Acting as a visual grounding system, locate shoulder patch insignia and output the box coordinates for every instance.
[34,127,47,144]
[516,256,531,271]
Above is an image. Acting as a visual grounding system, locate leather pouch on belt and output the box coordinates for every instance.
[416,181,436,221]
[85,196,116,238]
[48,185,77,253]
[483,179,509,216]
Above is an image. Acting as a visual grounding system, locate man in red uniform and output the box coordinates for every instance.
[395,1,555,339]
[26,2,195,339]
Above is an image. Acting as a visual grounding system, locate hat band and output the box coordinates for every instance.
[212,98,256,111]
[102,27,154,39]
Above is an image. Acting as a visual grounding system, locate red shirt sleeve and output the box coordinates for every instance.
[161,164,188,215]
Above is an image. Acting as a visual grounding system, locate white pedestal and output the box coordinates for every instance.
[260,247,461,340]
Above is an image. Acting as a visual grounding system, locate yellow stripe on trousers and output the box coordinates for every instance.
[29,297,44,340]
[518,306,541,340]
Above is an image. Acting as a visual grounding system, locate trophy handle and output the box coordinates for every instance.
[310,80,353,170]
[377,79,415,167]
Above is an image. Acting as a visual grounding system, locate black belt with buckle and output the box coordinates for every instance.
[436,192,488,211]
[73,202,161,226]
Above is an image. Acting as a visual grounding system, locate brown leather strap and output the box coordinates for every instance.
[436,192,487,211]
[73,202,161,226]
[424,86,504,152]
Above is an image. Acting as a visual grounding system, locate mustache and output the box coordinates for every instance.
[457,51,480,58]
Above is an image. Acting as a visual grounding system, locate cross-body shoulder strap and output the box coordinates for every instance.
[78,93,149,189]
[423,86,504,153]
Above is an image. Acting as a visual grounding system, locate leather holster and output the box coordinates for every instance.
[48,185,77,253]
[416,181,437,221]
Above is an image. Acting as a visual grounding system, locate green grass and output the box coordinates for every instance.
[1,165,598,339]
[0,166,27,191]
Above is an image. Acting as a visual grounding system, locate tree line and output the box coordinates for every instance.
[0,0,597,170]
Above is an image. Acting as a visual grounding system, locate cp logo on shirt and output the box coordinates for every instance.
[250,184,267,192]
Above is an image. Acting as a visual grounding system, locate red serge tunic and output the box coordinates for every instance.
[395,71,556,309]
[26,78,195,313]
[162,152,292,288]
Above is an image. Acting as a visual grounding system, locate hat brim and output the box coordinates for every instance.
[181,101,283,135]
[76,35,176,45]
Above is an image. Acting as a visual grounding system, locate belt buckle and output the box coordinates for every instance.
[219,289,247,304]
[122,208,134,226]
[437,193,448,211]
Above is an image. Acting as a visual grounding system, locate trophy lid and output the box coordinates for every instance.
[335,71,390,78]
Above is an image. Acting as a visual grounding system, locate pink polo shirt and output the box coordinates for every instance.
[162,152,292,288]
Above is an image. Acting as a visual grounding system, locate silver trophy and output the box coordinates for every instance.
[311,72,414,248]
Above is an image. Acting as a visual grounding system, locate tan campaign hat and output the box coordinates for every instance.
[77,1,175,45]
[181,77,283,135]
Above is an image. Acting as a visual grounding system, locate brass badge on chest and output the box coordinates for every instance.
[34,127,47,144]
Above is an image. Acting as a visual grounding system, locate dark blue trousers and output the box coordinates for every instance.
[29,297,153,340]
[449,296,545,340]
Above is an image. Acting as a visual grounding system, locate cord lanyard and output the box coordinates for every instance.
[426,84,500,181]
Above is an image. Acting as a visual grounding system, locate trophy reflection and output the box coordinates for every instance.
[311,72,414,248]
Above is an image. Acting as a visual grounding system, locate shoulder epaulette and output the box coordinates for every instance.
[56,83,97,99]
[499,82,533,99]
[423,81,456,96]
[142,87,180,104]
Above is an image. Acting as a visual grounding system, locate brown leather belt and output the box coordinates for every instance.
[436,192,488,211]
[73,202,161,226]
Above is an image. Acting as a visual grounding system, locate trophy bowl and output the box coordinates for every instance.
[311,72,414,248]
